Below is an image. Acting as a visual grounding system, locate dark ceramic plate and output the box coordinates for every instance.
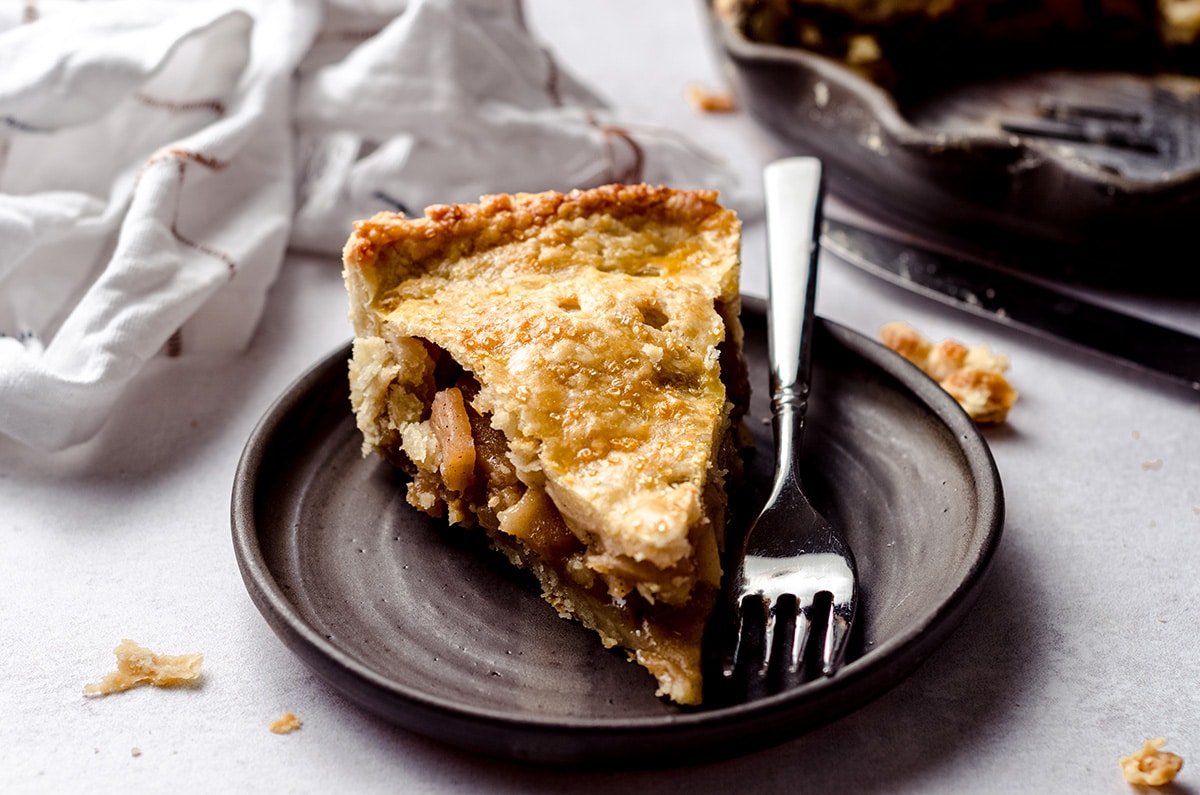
[705,1,1200,290]
[230,314,1003,767]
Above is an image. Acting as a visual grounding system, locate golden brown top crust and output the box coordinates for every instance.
[344,184,730,276]
[344,185,741,569]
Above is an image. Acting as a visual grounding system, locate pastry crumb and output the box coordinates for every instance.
[131,747,142,758]
[880,321,1017,423]
[1120,737,1183,786]
[83,639,203,696]
[685,82,736,112]
[270,712,303,734]
[1143,459,1164,471]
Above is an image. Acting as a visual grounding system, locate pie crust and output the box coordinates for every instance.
[880,320,1017,423]
[342,185,750,704]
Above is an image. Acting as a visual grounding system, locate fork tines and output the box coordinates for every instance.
[727,589,842,700]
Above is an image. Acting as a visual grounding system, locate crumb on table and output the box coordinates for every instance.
[685,82,736,113]
[880,321,1018,423]
[1120,737,1183,786]
[270,712,303,734]
[83,639,203,696]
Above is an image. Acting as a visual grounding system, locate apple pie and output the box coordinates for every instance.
[342,185,750,705]
[717,0,1200,96]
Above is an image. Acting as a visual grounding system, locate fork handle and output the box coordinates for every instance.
[763,158,825,478]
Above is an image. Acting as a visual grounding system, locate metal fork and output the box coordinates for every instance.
[720,157,858,701]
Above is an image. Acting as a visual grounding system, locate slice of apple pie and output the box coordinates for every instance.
[342,184,750,705]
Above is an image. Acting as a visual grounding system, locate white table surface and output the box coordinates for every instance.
[4,2,1200,792]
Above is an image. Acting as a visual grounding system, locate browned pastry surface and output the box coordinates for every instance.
[343,185,749,704]
[881,321,1018,423]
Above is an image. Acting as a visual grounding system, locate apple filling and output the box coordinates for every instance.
[349,327,747,704]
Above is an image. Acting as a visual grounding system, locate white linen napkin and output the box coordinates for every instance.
[0,0,741,451]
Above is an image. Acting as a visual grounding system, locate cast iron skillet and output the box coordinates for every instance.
[705,0,1200,292]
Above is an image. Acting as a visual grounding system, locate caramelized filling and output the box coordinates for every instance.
[407,339,734,625]
[429,387,475,494]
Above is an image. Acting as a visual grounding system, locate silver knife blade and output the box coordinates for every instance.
[821,219,1200,393]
